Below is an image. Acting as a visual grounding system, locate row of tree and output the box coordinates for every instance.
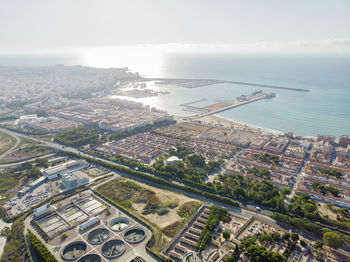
[197,206,228,250]
[28,230,57,262]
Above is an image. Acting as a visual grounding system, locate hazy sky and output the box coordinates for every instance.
[1,0,349,53]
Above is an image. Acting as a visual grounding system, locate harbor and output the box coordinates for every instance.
[183,90,276,119]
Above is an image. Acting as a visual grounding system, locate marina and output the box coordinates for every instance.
[188,90,276,119]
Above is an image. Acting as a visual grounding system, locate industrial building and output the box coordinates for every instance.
[61,171,90,191]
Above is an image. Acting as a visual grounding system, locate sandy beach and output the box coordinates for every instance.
[176,114,285,136]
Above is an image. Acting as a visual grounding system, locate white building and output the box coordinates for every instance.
[61,171,89,190]
[43,159,89,180]
[166,156,182,164]
[34,204,54,218]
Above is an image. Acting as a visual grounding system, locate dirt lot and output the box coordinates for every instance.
[162,122,213,137]
[318,203,338,220]
[0,139,53,163]
[0,132,16,155]
[98,178,201,227]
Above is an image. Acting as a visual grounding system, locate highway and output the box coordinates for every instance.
[1,127,349,242]
[0,129,21,160]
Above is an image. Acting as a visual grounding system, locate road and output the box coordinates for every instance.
[2,127,348,241]
[0,128,276,218]
[0,128,21,160]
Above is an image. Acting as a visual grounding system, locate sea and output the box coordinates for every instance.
[1,50,349,137]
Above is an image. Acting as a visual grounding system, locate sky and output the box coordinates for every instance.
[0,0,349,54]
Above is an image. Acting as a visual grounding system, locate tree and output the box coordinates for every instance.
[35,158,49,168]
[282,232,290,241]
[323,232,344,249]
[313,240,323,249]
[222,230,231,240]
[291,233,299,241]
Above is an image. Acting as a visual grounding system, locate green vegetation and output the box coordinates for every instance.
[0,170,21,196]
[222,230,230,240]
[271,211,350,250]
[323,231,346,249]
[286,193,350,232]
[311,181,340,197]
[258,153,280,165]
[34,157,49,168]
[246,167,271,179]
[168,146,193,159]
[162,201,200,238]
[162,221,183,238]
[319,168,342,179]
[0,138,52,164]
[54,126,104,146]
[1,216,30,262]
[177,201,201,218]
[197,206,228,250]
[97,179,201,241]
[28,230,57,262]
[212,174,286,211]
[66,151,241,209]
[97,179,164,212]
[291,232,299,241]
[1,125,45,135]
[23,167,42,179]
[313,240,323,249]
[0,226,11,238]
[240,235,287,262]
[153,148,223,184]
[0,131,16,155]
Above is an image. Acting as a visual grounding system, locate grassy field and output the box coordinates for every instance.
[0,132,16,155]
[96,178,202,253]
[162,201,201,238]
[0,138,53,163]
[0,170,21,197]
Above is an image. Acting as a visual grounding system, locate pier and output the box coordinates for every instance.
[142,77,310,92]
[190,91,274,119]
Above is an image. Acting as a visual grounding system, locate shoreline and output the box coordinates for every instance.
[174,114,286,135]
[191,114,285,136]
[213,114,285,135]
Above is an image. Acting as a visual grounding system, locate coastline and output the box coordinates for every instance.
[213,114,285,135]
[178,114,285,136]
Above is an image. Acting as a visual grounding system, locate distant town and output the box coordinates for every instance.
[0,65,349,262]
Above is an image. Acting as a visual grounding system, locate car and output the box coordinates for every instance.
[256,206,261,211]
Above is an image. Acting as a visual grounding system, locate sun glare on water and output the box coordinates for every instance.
[82,46,163,77]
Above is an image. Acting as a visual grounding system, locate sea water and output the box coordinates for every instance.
[1,52,349,137]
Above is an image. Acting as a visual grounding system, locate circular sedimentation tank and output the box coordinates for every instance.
[101,239,126,258]
[78,254,102,262]
[61,241,87,261]
[87,228,110,245]
[110,217,130,232]
[123,227,146,244]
